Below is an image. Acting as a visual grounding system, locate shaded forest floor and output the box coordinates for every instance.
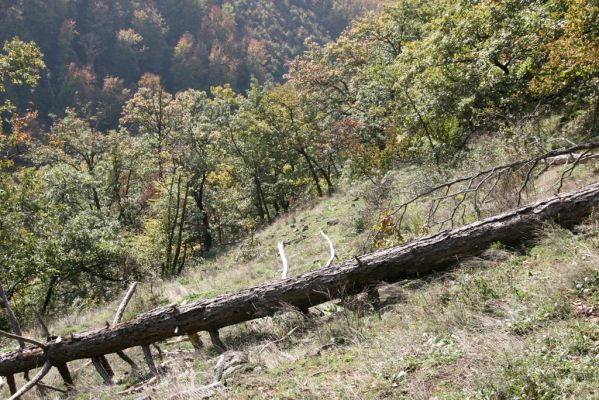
[3,156,599,399]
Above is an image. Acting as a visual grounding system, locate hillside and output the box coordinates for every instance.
[0,0,598,398]
[1,144,597,399]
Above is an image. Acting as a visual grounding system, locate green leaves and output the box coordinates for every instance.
[0,38,44,92]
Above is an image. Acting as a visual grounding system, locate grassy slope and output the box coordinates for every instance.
[2,159,598,399]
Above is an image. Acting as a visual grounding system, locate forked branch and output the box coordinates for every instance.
[387,140,599,236]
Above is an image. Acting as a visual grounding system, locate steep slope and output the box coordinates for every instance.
[1,148,597,399]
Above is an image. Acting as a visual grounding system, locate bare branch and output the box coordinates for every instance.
[23,370,68,394]
[55,362,74,388]
[557,149,591,193]
[278,242,289,279]
[113,282,138,326]
[35,382,67,394]
[320,230,336,268]
[8,361,52,400]
[116,350,138,371]
[0,330,47,350]
[384,140,599,237]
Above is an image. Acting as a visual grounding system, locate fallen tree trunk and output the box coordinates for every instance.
[1,182,598,376]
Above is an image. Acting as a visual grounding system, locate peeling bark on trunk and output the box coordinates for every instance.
[0,183,598,376]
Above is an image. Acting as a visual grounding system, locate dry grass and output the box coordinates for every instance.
[5,221,594,400]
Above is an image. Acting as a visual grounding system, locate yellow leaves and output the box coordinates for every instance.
[174,33,194,59]
[372,209,404,249]
[7,111,36,145]
[206,169,234,188]
[531,0,599,96]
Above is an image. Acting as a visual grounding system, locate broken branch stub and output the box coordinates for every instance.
[278,242,289,279]
[113,282,139,327]
[320,230,336,268]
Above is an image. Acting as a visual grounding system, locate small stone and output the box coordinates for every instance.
[327,219,339,226]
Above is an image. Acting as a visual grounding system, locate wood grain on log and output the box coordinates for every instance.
[0,182,598,377]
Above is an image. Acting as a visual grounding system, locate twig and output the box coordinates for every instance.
[73,360,93,377]
[557,149,591,193]
[278,242,289,279]
[35,382,67,394]
[258,326,299,354]
[117,376,158,395]
[113,282,138,326]
[320,230,336,268]
[166,382,222,400]
[0,329,48,350]
[517,159,539,206]
[8,361,52,400]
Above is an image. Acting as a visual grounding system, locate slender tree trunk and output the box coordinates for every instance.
[177,242,189,275]
[329,154,341,178]
[192,172,212,254]
[41,277,58,315]
[92,188,101,211]
[312,157,334,195]
[173,183,190,275]
[298,148,323,197]
[253,175,265,220]
[404,89,440,169]
[163,174,180,277]
[253,174,270,221]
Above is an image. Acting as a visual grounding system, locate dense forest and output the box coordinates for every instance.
[0,0,377,127]
[0,0,597,330]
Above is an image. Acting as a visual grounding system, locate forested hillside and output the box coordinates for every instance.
[1,0,597,325]
[0,0,598,398]
[0,0,377,127]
